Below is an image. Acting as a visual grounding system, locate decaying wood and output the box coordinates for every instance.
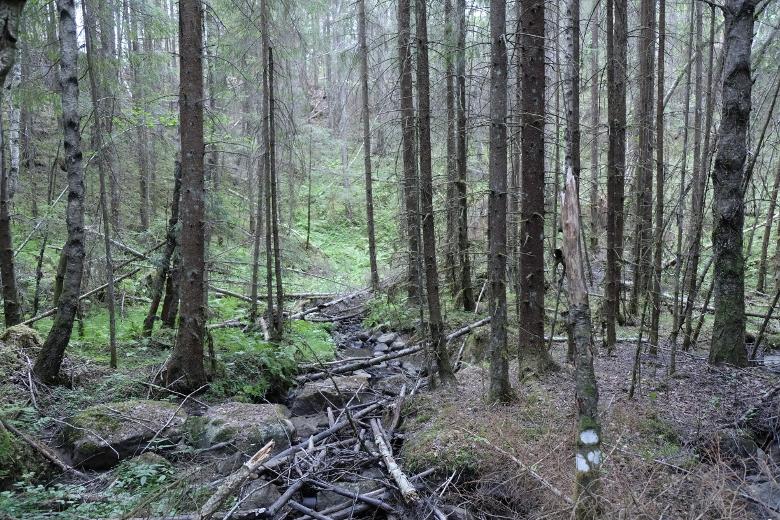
[298,317,492,382]
[0,418,87,479]
[211,286,336,302]
[196,440,274,520]
[309,478,397,512]
[289,288,371,320]
[371,417,419,503]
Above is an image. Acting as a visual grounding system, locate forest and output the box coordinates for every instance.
[0,0,779,517]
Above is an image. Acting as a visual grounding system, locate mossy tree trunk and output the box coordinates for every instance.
[710,0,758,367]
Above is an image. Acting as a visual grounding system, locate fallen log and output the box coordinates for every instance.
[210,286,337,302]
[298,317,493,383]
[289,289,371,321]
[309,479,397,513]
[197,440,274,519]
[257,401,386,474]
[371,418,419,503]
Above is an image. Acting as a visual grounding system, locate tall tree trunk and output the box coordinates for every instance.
[398,0,420,304]
[761,161,780,292]
[710,0,757,367]
[129,0,150,230]
[669,0,697,371]
[519,0,553,376]
[629,0,656,315]
[84,0,117,368]
[34,0,86,383]
[605,0,627,353]
[455,0,474,311]
[683,7,715,351]
[649,0,665,352]
[589,0,600,250]
[444,0,459,299]
[269,46,284,338]
[487,0,510,401]
[561,169,602,520]
[358,0,379,291]
[143,161,181,336]
[0,0,25,328]
[416,0,454,384]
[162,0,207,391]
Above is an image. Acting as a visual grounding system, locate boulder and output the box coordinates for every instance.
[184,402,294,455]
[64,400,186,470]
[240,479,281,510]
[376,332,398,345]
[290,372,373,416]
[373,343,389,354]
[372,373,412,395]
[290,413,330,440]
[390,339,406,350]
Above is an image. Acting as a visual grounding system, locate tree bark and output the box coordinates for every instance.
[268,45,284,338]
[605,0,627,353]
[710,0,757,367]
[84,0,117,368]
[416,0,454,385]
[34,0,86,383]
[398,0,420,304]
[629,0,656,315]
[519,0,553,375]
[455,0,474,311]
[143,161,181,336]
[589,1,600,251]
[649,0,665,352]
[561,169,601,520]
[358,0,379,292]
[0,0,25,328]
[161,0,207,391]
[487,0,510,401]
[444,0,458,299]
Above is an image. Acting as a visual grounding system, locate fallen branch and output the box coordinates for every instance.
[371,418,419,503]
[197,440,274,519]
[0,418,87,479]
[22,267,143,325]
[309,478,397,513]
[211,286,336,302]
[298,317,493,383]
[289,289,371,321]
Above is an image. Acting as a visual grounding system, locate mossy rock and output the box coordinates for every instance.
[64,400,186,470]
[0,426,48,489]
[184,402,294,455]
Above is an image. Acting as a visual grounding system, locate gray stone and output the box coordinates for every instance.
[376,332,398,345]
[64,400,186,470]
[184,402,294,455]
[372,373,412,395]
[390,339,406,350]
[290,413,329,440]
[215,451,245,475]
[241,479,281,510]
[374,342,390,353]
[290,372,373,416]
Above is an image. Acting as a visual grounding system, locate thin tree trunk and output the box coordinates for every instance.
[358,0,379,291]
[84,0,116,368]
[487,0,510,401]
[757,146,780,294]
[444,0,458,299]
[629,0,656,315]
[683,8,715,351]
[605,0,627,353]
[710,0,757,367]
[398,0,420,304]
[143,161,181,335]
[416,0,453,385]
[269,46,284,337]
[161,249,180,327]
[161,0,207,391]
[669,0,697,372]
[519,0,553,375]
[456,0,474,311]
[649,0,665,352]
[589,1,600,251]
[34,0,86,383]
